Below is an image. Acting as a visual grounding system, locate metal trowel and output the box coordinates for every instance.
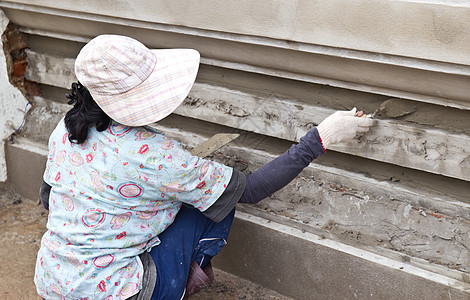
[190,133,240,157]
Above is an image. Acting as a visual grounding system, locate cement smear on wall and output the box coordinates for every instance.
[376,98,470,136]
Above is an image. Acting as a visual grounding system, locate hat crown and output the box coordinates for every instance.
[72,34,200,126]
[75,35,157,96]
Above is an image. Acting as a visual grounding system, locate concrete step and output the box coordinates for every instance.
[5,137,48,201]
[215,210,470,300]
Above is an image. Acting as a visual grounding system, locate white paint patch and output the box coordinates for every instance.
[403,204,413,218]
[0,9,30,182]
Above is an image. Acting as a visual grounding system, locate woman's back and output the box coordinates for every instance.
[35,118,231,299]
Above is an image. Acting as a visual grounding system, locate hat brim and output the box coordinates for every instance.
[91,49,200,127]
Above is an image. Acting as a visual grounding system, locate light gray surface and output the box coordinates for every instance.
[1,2,470,109]
[5,139,47,201]
[214,212,470,299]
[2,0,470,65]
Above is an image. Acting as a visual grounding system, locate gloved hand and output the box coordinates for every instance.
[317,107,374,149]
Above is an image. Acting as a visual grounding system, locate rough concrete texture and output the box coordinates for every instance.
[377,98,470,136]
[192,136,470,275]
[0,11,29,182]
[179,84,470,182]
[251,178,470,273]
[25,49,76,89]
[19,96,69,144]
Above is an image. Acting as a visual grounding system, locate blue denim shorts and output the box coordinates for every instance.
[145,204,235,299]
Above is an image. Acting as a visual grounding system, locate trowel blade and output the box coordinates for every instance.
[190,133,240,158]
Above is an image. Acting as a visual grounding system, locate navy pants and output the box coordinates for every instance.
[149,204,235,299]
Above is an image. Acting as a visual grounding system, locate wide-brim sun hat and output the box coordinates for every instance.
[74,34,200,126]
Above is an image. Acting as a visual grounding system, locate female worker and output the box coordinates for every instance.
[35,35,373,300]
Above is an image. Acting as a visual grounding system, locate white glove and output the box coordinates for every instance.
[317,107,374,149]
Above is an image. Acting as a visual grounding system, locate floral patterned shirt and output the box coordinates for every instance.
[34,119,232,299]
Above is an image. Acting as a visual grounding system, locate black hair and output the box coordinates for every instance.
[64,82,111,144]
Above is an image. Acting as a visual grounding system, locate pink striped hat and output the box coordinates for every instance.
[74,35,200,126]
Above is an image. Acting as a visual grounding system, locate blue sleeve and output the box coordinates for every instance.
[239,127,325,204]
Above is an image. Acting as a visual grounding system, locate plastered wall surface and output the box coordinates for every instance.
[0,10,28,182]
[1,1,470,111]
[1,0,470,65]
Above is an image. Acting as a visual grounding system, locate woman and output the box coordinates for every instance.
[35,35,373,300]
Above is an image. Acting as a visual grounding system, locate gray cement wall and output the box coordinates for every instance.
[2,0,470,65]
[0,0,469,298]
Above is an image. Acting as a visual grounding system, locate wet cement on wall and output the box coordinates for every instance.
[377,98,470,135]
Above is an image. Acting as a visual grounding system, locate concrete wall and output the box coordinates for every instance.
[2,0,470,65]
[1,0,470,109]
[0,0,469,298]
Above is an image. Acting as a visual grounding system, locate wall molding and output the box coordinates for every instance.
[1,1,469,110]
